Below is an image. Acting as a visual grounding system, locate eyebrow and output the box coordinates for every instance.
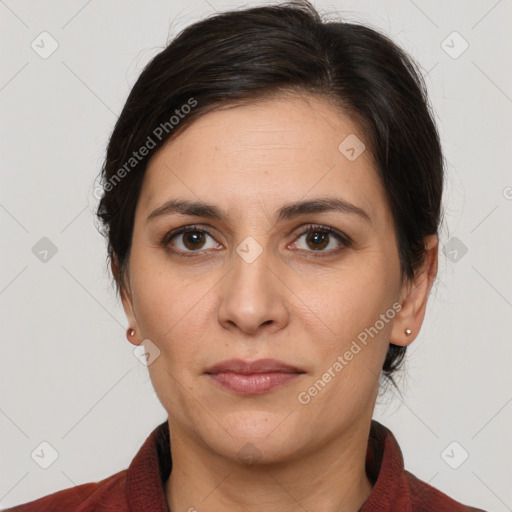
[146,197,371,224]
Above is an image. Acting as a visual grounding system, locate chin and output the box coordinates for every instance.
[223,409,290,438]
[217,435,299,467]
[217,410,315,464]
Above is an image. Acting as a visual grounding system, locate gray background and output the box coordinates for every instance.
[1,0,511,510]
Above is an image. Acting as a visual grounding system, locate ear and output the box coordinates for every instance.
[111,256,141,347]
[390,235,439,346]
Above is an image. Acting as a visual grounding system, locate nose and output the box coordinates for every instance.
[217,242,290,336]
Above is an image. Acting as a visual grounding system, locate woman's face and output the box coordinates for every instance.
[122,93,410,463]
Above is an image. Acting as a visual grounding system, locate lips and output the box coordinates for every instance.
[205,358,305,394]
[205,358,304,375]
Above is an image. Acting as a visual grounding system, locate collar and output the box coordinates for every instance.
[124,419,410,511]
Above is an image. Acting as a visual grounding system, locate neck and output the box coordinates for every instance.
[165,413,375,512]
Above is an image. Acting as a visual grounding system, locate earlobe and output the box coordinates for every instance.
[126,326,139,345]
[120,286,141,346]
[115,259,141,347]
[390,235,439,346]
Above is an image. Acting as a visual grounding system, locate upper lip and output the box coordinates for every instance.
[205,358,305,374]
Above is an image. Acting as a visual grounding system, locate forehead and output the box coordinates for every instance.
[137,94,387,222]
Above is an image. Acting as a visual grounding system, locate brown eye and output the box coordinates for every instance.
[292,225,349,255]
[163,226,222,256]
[305,230,329,250]
[181,230,206,250]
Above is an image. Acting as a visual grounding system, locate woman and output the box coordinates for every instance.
[5,1,486,510]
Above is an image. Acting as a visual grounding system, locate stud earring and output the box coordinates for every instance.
[127,328,136,337]
[404,328,412,336]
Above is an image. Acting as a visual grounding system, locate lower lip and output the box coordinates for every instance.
[207,372,302,394]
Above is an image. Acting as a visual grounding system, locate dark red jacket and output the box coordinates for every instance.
[3,420,486,511]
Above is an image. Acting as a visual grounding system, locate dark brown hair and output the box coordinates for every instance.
[95,0,444,387]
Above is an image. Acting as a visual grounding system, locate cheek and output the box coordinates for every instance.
[302,259,398,343]
[129,247,202,335]
[294,271,396,422]
[129,261,214,415]
[129,253,223,380]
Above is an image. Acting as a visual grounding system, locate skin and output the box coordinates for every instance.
[118,93,438,512]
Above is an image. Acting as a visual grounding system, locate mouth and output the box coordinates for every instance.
[205,358,306,395]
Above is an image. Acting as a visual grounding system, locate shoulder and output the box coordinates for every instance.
[365,420,487,512]
[405,470,487,512]
[3,420,170,512]
[2,470,128,512]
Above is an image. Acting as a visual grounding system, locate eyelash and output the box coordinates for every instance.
[160,224,352,259]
